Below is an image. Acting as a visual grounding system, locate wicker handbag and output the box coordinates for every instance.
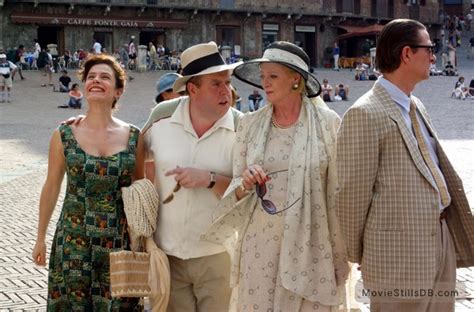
[110,234,151,298]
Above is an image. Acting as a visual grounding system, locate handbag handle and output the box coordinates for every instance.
[120,223,146,252]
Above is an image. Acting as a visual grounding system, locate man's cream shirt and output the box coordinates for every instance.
[144,98,235,259]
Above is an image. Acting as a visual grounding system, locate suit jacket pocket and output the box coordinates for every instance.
[362,228,437,291]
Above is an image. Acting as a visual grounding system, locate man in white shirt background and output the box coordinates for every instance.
[92,37,102,54]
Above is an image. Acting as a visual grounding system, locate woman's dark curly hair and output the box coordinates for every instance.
[78,54,126,108]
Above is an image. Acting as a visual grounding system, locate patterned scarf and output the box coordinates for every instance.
[203,96,348,306]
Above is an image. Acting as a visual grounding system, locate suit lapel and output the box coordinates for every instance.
[372,83,437,190]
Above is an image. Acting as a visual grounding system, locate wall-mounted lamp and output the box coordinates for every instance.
[138,6,145,16]
[287,14,291,20]
[296,14,302,20]
[262,13,267,18]
[68,3,74,14]
[193,9,198,16]
[247,12,251,17]
[104,5,111,16]
[169,8,173,13]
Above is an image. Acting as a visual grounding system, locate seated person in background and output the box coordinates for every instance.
[334,83,349,101]
[429,63,443,76]
[451,76,470,100]
[57,70,71,92]
[355,62,368,80]
[247,89,264,111]
[321,78,333,102]
[68,83,83,108]
[444,61,456,76]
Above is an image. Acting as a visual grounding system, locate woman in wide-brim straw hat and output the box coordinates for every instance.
[203,41,349,311]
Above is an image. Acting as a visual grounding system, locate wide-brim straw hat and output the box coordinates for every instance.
[233,41,321,98]
[173,41,242,93]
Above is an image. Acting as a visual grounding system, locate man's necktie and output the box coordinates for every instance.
[409,101,450,207]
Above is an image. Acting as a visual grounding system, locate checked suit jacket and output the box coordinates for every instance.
[335,82,474,292]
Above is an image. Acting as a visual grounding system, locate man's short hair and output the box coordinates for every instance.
[185,75,202,93]
[376,19,426,74]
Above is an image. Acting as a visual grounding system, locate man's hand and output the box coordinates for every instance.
[61,115,85,125]
[165,166,210,189]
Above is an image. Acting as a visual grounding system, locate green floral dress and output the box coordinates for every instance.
[47,124,140,311]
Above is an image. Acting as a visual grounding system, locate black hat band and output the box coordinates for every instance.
[182,52,226,76]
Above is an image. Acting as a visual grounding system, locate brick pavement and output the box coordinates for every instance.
[0,41,473,310]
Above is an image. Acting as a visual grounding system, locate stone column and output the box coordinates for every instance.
[137,45,147,72]
[0,3,4,50]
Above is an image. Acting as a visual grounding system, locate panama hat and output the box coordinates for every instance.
[173,41,242,93]
[233,41,321,97]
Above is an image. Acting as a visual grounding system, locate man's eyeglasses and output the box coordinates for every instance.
[409,44,436,55]
[162,182,181,204]
[256,169,301,215]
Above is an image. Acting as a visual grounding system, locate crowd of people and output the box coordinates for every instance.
[26,18,474,312]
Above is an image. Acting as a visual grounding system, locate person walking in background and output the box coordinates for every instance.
[12,45,26,80]
[336,19,474,311]
[0,53,17,103]
[37,49,53,87]
[447,39,456,69]
[204,41,348,311]
[32,54,145,310]
[370,45,377,70]
[141,41,241,312]
[469,36,474,60]
[92,37,102,54]
[33,39,41,56]
[128,36,137,70]
[441,40,449,68]
[148,42,158,70]
[333,42,340,71]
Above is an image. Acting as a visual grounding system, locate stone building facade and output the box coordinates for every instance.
[0,0,443,67]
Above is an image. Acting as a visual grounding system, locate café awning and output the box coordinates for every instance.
[337,24,384,40]
[10,12,188,29]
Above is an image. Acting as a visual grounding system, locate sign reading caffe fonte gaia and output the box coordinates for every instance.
[10,14,188,29]
[67,18,138,27]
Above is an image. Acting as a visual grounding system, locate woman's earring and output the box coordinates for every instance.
[292,83,299,90]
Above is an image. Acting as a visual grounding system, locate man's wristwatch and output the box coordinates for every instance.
[207,171,216,188]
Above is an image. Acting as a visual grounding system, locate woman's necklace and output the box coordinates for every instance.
[271,115,297,129]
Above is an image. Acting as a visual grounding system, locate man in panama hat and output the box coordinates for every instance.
[141,41,242,311]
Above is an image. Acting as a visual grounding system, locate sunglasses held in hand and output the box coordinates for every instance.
[256,169,301,215]
[162,182,181,204]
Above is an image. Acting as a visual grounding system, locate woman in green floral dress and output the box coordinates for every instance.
[32,54,145,311]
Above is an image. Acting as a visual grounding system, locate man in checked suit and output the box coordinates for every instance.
[336,19,474,311]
